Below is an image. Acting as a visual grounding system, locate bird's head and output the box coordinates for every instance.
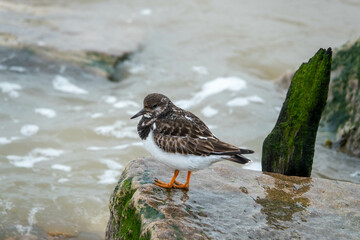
[131,93,171,121]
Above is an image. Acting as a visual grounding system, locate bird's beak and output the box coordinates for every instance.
[131,108,147,119]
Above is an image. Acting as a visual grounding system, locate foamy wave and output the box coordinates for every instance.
[102,95,117,104]
[34,108,57,118]
[176,77,247,108]
[201,105,218,118]
[53,75,88,95]
[94,121,137,139]
[58,178,69,183]
[192,66,208,75]
[87,142,140,151]
[227,95,264,107]
[20,125,39,136]
[140,9,152,15]
[15,207,43,236]
[0,199,12,214]
[51,164,72,172]
[350,171,360,177]
[7,148,64,168]
[91,113,104,119]
[98,170,121,184]
[128,65,146,74]
[100,158,123,170]
[0,82,22,98]
[9,66,27,73]
[0,136,20,145]
[113,100,139,109]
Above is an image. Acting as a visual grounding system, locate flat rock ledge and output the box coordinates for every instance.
[106,158,360,240]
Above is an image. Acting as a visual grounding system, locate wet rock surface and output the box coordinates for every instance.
[106,158,360,240]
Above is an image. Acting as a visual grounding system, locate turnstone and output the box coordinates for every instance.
[131,93,254,190]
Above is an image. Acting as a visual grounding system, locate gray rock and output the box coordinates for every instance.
[322,38,360,157]
[106,157,360,240]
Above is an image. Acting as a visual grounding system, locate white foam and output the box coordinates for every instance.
[28,207,42,228]
[350,171,360,177]
[132,142,143,146]
[201,106,218,118]
[0,64,7,70]
[140,9,152,15]
[227,95,265,107]
[87,146,108,151]
[176,77,247,108]
[51,164,72,172]
[15,207,42,236]
[0,82,22,98]
[94,121,137,139]
[100,158,123,170]
[98,170,121,184]
[88,143,135,151]
[7,148,64,168]
[102,95,117,104]
[0,199,12,215]
[0,136,19,145]
[9,66,27,73]
[91,113,104,119]
[32,148,64,157]
[20,125,39,136]
[112,144,130,150]
[113,100,139,109]
[34,108,56,118]
[247,95,265,103]
[52,75,88,95]
[128,65,146,74]
[192,66,208,75]
[58,178,69,183]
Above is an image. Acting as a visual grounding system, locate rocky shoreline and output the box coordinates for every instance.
[106,158,360,240]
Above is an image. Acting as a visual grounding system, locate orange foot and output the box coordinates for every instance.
[154,178,173,189]
[153,170,192,190]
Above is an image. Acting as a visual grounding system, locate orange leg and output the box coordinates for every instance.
[154,169,179,189]
[173,171,192,190]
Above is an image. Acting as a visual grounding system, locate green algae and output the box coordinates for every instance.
[109,177,151,240]
[262,48,332,177]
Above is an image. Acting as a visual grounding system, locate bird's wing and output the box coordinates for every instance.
[153,119,243,156]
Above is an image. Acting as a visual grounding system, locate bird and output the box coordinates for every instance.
[131,93,254,190]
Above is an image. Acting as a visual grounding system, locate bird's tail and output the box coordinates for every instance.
[221,148,254,164]
[221,154,252,164]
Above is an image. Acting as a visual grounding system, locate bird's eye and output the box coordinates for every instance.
[152,104,158,108]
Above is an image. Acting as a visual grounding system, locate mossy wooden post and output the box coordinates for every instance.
[262,48,332,177]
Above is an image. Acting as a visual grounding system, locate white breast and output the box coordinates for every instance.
[142,130,220,171]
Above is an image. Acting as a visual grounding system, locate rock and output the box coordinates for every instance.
[321,38,360,157]
[0,45,135,82]
[262,48,332,177]
[106,157,360,240]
